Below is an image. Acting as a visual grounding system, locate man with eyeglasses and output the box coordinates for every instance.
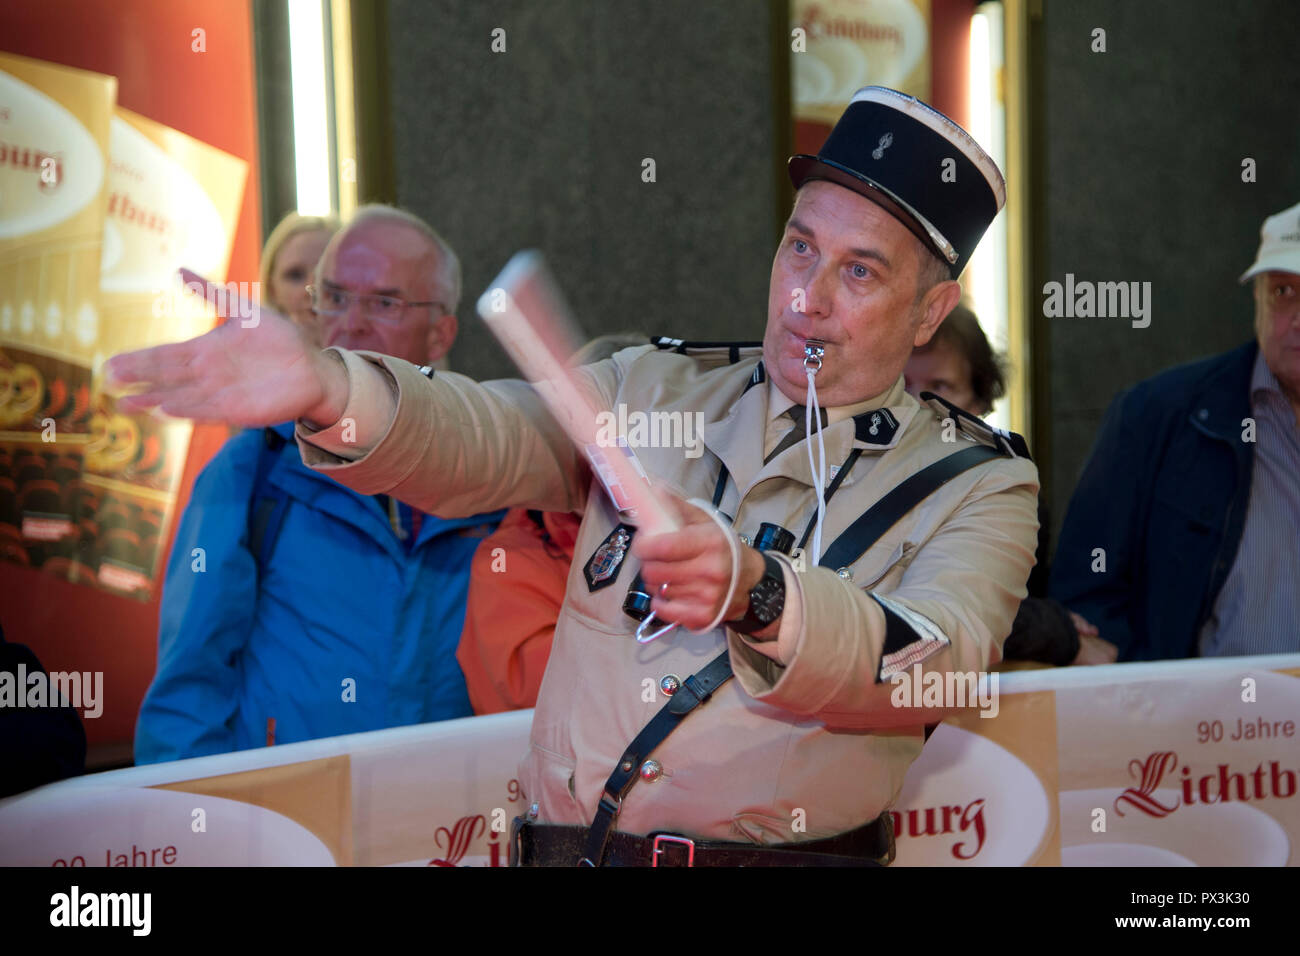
[134,205,503,764]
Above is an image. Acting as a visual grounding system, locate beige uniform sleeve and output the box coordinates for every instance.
[727,458,1039,730]
[296,348,398,458]
[294,348,609,517]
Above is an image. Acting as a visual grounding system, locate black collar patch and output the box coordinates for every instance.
[584,523,635,591]
[854,408,900,445]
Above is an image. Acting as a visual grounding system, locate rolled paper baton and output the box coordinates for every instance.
[475,251,679,538]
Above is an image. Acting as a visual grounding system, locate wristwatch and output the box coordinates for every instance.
[727,551,786,635]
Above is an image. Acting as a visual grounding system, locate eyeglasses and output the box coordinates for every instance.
[306,285,445,325]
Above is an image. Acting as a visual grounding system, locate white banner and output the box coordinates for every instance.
[2,654,1297,866]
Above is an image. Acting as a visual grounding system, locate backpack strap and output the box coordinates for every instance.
[247,428,290,572]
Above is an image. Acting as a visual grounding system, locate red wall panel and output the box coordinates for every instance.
[930,0,973,129]
[0,0,262,760]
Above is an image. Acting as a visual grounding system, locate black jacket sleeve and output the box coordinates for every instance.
[1,626,87,797]
[1002,597,1080,666]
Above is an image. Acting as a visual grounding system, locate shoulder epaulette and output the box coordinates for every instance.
[650,336,763,368]
[919,391,1032,460]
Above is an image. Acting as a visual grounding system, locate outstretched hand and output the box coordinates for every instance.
[104,270,349,428]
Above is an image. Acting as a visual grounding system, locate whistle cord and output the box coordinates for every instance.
[804,365,828,564]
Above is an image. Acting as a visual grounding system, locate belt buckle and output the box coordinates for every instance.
[651,833,695,867]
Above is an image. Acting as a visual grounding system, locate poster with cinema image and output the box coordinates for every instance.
[791,0,931,152]
[0,52,115,577]
[78,106,246,597]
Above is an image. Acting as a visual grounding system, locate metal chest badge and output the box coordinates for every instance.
[584,523,634,591]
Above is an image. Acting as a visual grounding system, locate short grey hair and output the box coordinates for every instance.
[346,203,462,313]
[914,242,953,302]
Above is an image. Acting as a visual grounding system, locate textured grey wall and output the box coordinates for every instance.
[386,0,787,381]
[1038,0,1300,540]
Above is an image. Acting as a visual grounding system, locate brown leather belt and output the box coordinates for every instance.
[511,813,894,867]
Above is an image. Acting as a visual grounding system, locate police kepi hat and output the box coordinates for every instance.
[1239,200,1300,283]
[789,86,1006,279]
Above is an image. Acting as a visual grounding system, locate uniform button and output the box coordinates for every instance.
[659,674,681,696]
[1198,408,1210,421]
[836,567,853,581]
[640,759,663,782]
[620,759,634,773]
[527,801,540,821]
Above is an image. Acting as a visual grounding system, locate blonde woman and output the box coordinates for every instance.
[259,212,340,335]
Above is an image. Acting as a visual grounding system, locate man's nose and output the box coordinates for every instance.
[799,264,835,319]
[340,294,369,331]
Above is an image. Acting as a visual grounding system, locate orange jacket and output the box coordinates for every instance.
[457,508,581,715]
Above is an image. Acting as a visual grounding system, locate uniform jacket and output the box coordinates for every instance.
[1050,342,1258,662]
[135,422,500,764]
[298,345,1040,843]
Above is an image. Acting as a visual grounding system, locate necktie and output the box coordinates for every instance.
[765,405,829,465]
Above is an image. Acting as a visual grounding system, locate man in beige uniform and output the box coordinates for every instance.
[109,87,1039,865]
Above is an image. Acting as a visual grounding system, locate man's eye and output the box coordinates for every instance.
[325,289,348,307]
[792,239,809,254]
[373,296,403,315]
[1274,284,1297,299]
[851,263,871,279]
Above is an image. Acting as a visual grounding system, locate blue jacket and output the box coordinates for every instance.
[135,423,502,764]
[1050,343,1257,662]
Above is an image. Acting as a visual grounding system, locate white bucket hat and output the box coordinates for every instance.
[1240,200,1300,282]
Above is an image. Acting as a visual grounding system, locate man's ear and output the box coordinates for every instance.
[425,312,458,363]
[913,280,962,348]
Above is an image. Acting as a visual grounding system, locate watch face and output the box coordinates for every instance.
[751,576,784,624]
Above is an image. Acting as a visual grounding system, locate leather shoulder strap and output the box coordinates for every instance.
[818,445,1002,571]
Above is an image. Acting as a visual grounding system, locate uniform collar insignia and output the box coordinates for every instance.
[853,408,900,445]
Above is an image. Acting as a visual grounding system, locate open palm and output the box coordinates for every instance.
[106,270,343,427]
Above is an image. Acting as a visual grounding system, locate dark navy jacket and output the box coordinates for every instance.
[1050,343,1257,661]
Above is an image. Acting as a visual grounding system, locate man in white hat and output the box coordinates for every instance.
[108,87,1039,865]
[1053,201,1300,661]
